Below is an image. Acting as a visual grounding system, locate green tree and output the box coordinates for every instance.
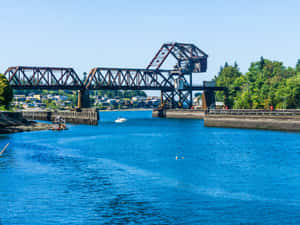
[0,73,13,109]
[296,59,300,73]
[213,58,300,109]
[194,92,202,97]
[214,62,243,108]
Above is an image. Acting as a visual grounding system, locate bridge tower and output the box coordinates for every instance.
[147,43,208,108]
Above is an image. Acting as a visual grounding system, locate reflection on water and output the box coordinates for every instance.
[0,110,300,224]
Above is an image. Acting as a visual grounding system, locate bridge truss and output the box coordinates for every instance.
[4,66,83,90]
[84,68,173,91]
[4,42,223,109]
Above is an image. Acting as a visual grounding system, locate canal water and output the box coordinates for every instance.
[0,111,300,224]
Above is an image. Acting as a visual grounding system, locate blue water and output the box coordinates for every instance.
[1,110,300,224]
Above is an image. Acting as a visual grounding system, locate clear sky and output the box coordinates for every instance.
[1,0,300,89]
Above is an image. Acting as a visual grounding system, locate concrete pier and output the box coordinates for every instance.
[153,109,205,119]
[22,108,99,125]
[204,110,300,132]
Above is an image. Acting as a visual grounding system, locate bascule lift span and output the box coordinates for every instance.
[4,42,224,109]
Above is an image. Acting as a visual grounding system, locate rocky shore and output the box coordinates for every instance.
[0,112,51,134]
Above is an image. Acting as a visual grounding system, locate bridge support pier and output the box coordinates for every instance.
[77,90,90,108]
[160,90,194,109]
[202,90,216,109]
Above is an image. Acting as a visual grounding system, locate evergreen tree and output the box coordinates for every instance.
[259,56,265,69]
[296,59,300,72]
[234,61,238,69]
[214,62,243,108]
[0,74,13,109]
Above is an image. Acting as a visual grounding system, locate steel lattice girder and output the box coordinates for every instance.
[84,67,175,91]
[161,90,192,108]
[3,43,224,102]
[3,66,225,92]
[146,42,208,72]
[4,66,84,90]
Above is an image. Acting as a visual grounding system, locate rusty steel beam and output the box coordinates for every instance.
[84,67,175,91]
[146,42,208,73]
[4,66,84,90]
[3,42,224,109]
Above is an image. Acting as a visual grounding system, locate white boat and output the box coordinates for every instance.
[115,118,127,123]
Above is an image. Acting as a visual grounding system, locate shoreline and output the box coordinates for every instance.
[0,121,52,134]
[204,117,300,132]
[0,111,52,134]
[204,110,300,132]
[99,108,153,112]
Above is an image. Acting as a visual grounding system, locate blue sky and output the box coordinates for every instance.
[1,0,300,88]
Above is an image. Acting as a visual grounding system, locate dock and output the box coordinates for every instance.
[152,109,205,119]
[22,108,99,125]
[204,109,300,132]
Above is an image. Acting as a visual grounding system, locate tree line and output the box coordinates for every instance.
[215,58,300,109]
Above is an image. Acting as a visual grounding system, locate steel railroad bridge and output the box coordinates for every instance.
[4,42,225,109]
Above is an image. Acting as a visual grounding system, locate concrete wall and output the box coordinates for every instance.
[1,112,23,120]
[153,109,205,119]
[0,112,27,127]
[204,110,300,132]
[153,108,300,131]
[152,109,165,118]
[22,109,99,125]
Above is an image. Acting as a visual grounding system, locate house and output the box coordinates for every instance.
[193,97,202,106]
[14,95,26,102]
[107,99,117,105]
[33,94,42,100]
[216,101,224,109]
[59,95,68,101]
[26,96,37,101]
[132,96,147,102]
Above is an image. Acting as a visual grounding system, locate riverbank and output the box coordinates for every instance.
[0,112,51,134]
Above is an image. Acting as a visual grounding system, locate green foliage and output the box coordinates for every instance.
[214,62,243,108]
[214,59,300,109]
[0,73,13,109]
[296,59,300,72]
[194,92,202,97]
[70,92,78,106]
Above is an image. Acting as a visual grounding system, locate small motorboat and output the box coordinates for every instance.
[115,118,127,123]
